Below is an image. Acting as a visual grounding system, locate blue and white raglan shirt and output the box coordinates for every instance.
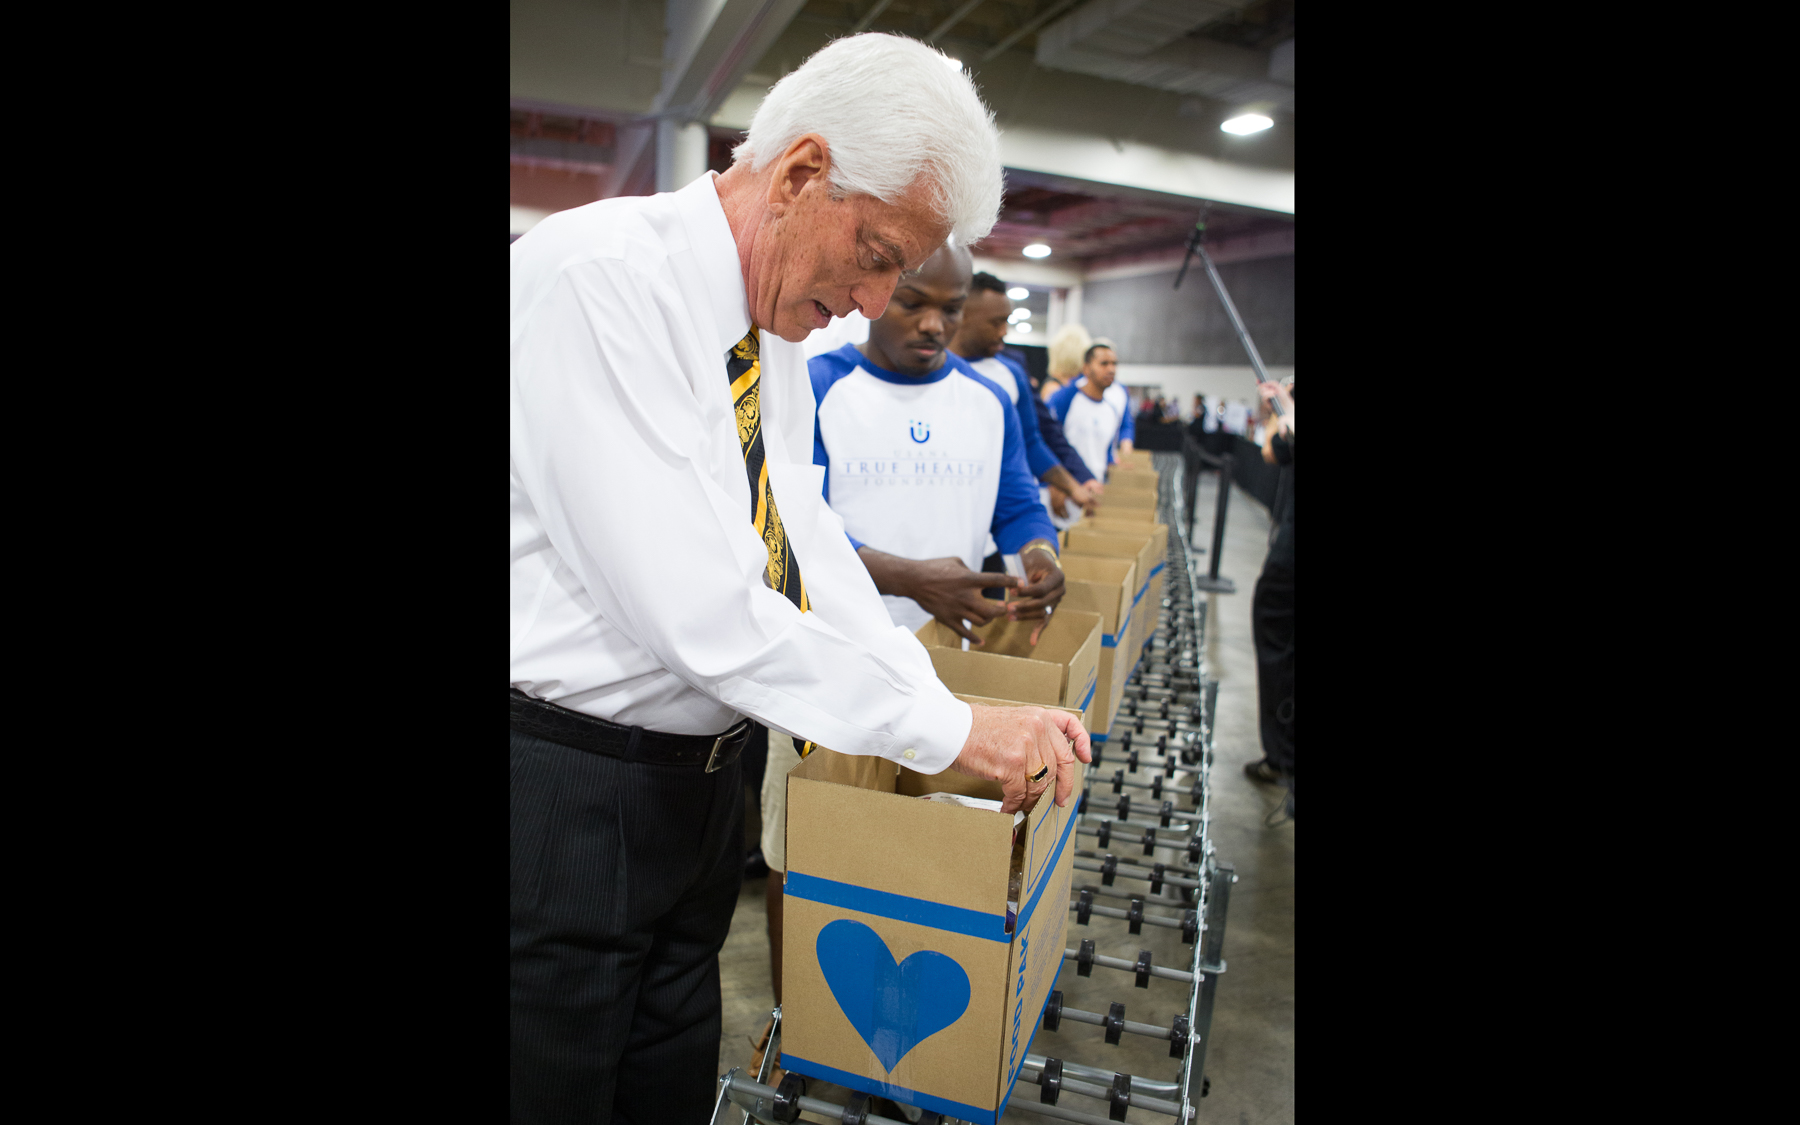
[1049,377,1134,481]
[811,343,1058,631]
[966,353,1059,481]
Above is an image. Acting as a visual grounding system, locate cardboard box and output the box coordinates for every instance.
[1055,556,1136,731]
[1085,511,1156,531]
[915,611,1103,735]
[1106,467,1159,489]
[1098,488,1158,515]
[781,743,1077,1124]
[1103,475,1159,497]
[1062,525,1168,698]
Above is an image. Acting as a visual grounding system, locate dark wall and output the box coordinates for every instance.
[1083,254,1294,366]
[1002,344,1048,390]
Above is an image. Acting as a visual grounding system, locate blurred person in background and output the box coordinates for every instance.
[1048,342,1134,480]
[1042,323,1091,402]
[1039,322,1104,523]
[1245,378,1295,823]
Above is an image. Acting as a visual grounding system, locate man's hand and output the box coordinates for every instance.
[1070,480,1100,516]
[1048,483,1072,517]
[1007,540,1066,644]
[952,703,1093,814]
[857,547,1014,644]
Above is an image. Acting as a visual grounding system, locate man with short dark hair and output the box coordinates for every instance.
[951,272,1099,513]
[811,244,1065,640]
[1048,342,1134,480]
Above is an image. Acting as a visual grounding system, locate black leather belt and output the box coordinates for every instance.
[510,689,750,771]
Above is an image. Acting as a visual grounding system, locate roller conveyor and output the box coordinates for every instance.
[713,452,1236,1125]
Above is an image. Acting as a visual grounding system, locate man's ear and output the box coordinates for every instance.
[767,134,830,213]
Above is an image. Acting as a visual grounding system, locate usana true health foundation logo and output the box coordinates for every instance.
[837,453,985,486]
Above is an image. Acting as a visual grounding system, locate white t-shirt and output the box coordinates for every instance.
[968,355,1020,404]
[801,310,870,359]
[810,345,1055,631]
[1049,381,1128,482]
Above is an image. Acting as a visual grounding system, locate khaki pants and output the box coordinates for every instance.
[758,730,804,872]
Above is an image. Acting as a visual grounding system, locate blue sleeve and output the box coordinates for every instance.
[983,380,1059,554]
[1034,393,1094,484]
[810,349,864,551]
[1048,381,1080,423]
[1120,399,1135,442]
[997,356,1058,480]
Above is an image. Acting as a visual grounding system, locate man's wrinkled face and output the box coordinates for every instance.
[761,180,949,343]
[1084,347,1118,389]
[958,288,1012,358]
[863,245,970,375]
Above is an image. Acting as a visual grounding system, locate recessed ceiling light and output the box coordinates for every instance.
[1006,286,1030,300]
[1221,114,1273,135]
[1022,244,1051,258]
[1009,308,1031,322]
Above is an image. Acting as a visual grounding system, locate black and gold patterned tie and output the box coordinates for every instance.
[727,328,811,614]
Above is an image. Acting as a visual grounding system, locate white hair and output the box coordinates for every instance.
[733,33,1004,246]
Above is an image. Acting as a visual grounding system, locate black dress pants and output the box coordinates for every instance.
[1251,563,1295,775]
[511,728,744,1125]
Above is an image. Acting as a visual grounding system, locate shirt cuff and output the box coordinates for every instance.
[887,691,972,775]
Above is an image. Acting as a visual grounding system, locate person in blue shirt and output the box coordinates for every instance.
[1048,342,1134,480]
[810,242,1065,644]
[950,272,1099,516]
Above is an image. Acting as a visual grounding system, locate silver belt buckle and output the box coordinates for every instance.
[706,721,749,773]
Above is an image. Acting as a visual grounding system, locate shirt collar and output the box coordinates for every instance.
[850,343,960,386]
[672,171,754,356]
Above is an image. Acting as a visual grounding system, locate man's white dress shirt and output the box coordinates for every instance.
[510,173,972,772]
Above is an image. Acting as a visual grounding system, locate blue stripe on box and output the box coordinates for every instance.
[779,1054,998,1125]
[1149,560,1165,579]
[1002,995,1055,1119]
[1014,789,1079,934]
[1078,679,1096,711]
[1103,605,1132,648]
[1130,581,1150,607]
[784,871,1011,943]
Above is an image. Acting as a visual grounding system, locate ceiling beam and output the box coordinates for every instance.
[850,0,899,34]
[928,0,990,43]
[981,0,1085,61]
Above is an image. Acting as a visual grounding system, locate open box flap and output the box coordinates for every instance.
[788,749,1012,919]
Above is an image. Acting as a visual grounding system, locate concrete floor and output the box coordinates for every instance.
[714,469,1294,1125]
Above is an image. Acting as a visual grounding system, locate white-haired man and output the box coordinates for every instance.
[510,33,1092,1125]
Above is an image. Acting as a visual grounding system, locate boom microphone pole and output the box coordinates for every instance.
[1173,211,1284,417]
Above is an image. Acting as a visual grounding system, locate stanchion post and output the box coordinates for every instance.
[1193,454,1236,593]
[1182,434,1203,545]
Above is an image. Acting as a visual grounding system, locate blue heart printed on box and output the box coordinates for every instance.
[816,919,971,1072]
